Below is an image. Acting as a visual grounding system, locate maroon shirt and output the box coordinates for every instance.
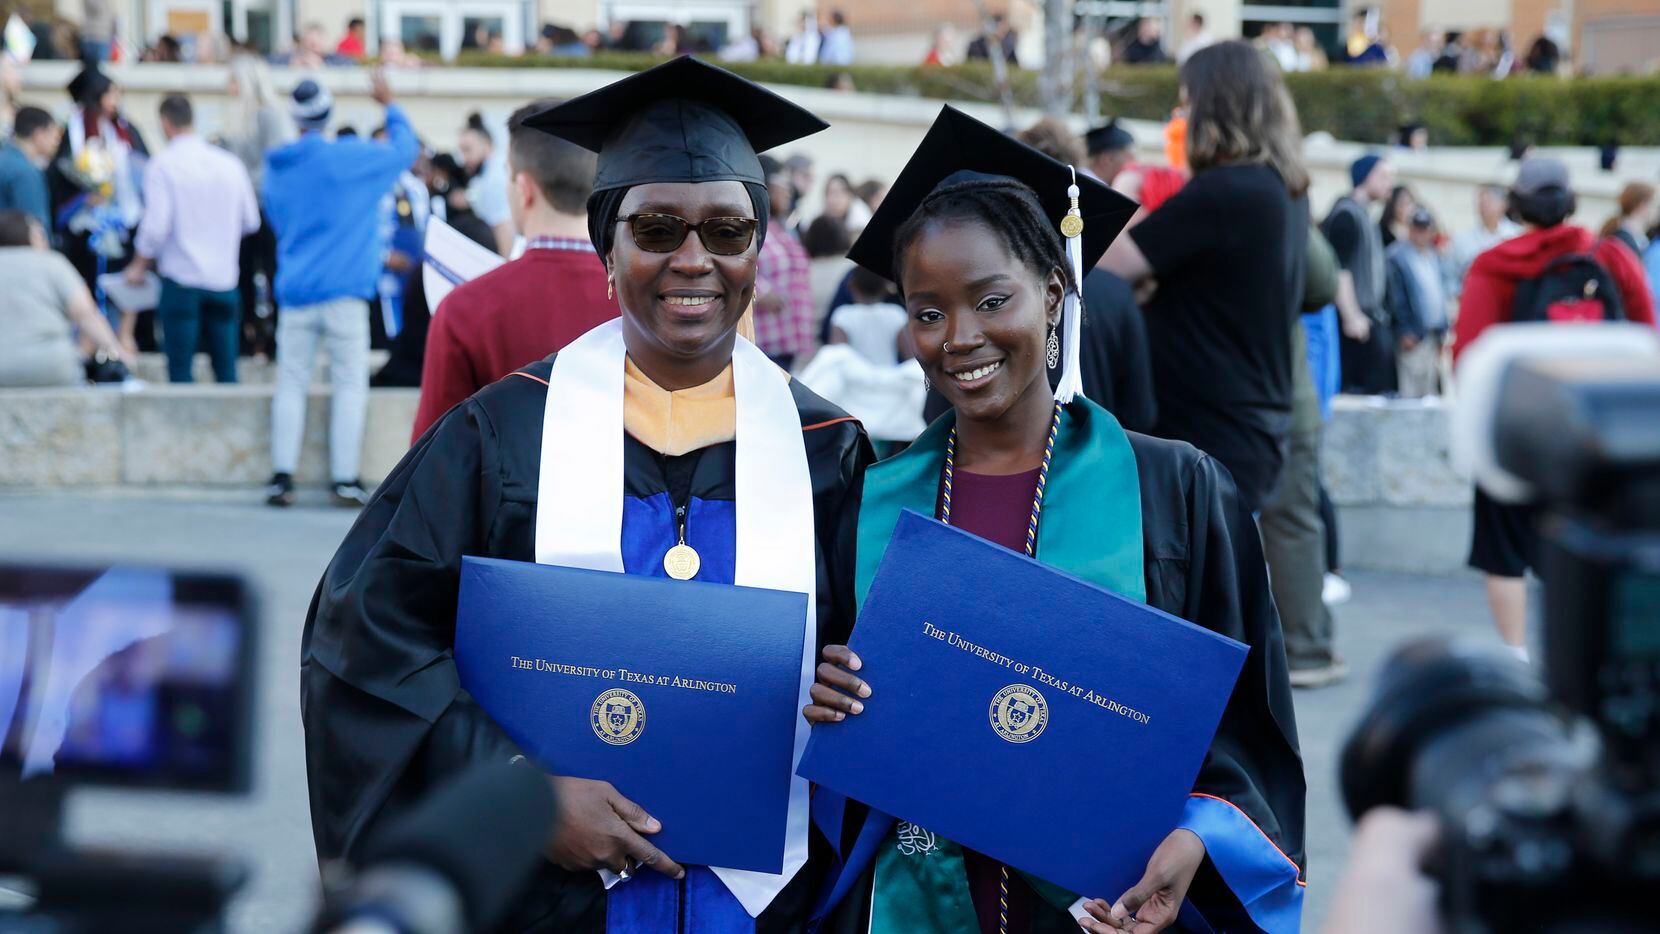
[937,466,1048,934]
[412,246,616,440]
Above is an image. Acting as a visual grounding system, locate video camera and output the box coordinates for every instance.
[0,564,555,934]
[0,564,257,932]
[1340,324,1660,933]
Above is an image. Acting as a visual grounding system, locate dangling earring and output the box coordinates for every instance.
[1045,323,1060,369]
[607,274,614,301]
[923,375,931,392]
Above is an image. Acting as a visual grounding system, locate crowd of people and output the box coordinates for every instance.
[3,30,1659,663]
[1103,8,1573,77]
[0,53,562,505]
[2,4,1613,76]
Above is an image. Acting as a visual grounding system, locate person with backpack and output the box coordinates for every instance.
[1453,156,1655,662]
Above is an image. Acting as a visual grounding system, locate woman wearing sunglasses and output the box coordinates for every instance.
[301,58,873,932]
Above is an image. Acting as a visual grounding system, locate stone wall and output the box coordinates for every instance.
[1320,395,1474,575]
[125,351,388,385]
[0,385,418,489]
[2,382,1478,572]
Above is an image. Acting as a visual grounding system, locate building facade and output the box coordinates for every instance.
[53,0,815,59]
[48,0,1659,70]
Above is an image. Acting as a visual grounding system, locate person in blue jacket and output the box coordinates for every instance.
[262,69,419,508]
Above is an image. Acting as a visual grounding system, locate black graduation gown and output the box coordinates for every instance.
[821,431,1305,933]
[46,116,150,286]
[1073,269,1158,434]
[300,356,874,932]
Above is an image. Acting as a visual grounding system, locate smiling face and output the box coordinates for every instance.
[609,180,756,386]
[899,218,1063,426]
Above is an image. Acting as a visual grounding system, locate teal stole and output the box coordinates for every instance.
[853,399,1146,933]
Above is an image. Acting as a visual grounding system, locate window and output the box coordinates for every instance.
[220,0,277,54]
[400,13,444,53]
[603,0,747,51]
[379,0,525,60]
[461,14,506,52]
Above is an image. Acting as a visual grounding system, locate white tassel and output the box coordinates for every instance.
[1054,174,1086,404]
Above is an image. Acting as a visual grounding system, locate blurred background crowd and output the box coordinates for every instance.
[0,0,1655,75]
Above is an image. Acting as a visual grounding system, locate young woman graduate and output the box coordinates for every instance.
[300,57,873,933]
[802,107,1306,934]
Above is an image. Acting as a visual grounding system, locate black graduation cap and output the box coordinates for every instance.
[523,56,828,195]
[847,106,1137,284]
[67,66,113,105]
[1084,120,1135,155]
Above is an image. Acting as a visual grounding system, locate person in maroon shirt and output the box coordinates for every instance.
[412,100,618,440]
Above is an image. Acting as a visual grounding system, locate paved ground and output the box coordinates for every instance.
[0,492,1498,932]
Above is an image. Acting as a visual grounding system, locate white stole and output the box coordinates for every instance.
[533,318,817,917]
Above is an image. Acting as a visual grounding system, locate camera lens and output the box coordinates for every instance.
[1339,637,1563,820]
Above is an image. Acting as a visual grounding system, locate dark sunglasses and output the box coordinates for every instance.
[618,213,758,255]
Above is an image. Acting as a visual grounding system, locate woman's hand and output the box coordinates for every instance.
[803,645,870,723]
[1077,828,1206,933]
[544,775,685,880]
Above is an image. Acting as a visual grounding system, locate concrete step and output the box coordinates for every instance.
[0,386,1474,573]
[0,384,418,488]
[127,350,392,386]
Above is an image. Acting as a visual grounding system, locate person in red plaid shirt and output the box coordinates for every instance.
[753,154,818,370]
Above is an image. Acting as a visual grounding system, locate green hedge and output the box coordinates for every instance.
[451,51,1660,146]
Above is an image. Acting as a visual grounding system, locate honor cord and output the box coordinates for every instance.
[940,402,1063,934]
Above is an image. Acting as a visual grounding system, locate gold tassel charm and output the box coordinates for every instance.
[1060,175,1084,239]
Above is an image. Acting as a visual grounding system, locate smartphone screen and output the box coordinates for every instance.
[0,566,254,792]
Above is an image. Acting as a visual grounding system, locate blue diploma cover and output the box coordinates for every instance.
[797,511,1247,898]
[455,555,808,873]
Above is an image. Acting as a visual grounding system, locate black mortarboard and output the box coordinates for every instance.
[848,105,1137,284]
[523,56,828,195]
[67,66,113,106]
[1083,120,1135,156]
[850,106,1139,403]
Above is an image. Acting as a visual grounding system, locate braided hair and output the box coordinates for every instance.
[889,175,1078,306]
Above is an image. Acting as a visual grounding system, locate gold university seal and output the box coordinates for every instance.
[989,683,1049,744]
[591,688,646,746]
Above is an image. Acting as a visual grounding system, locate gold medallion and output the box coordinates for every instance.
[1060,214,1084,239]
[989,683,1049,744]
[591,688,646,745]
[663,543,701,580]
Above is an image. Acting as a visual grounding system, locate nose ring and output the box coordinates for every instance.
[943,341,952,353]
